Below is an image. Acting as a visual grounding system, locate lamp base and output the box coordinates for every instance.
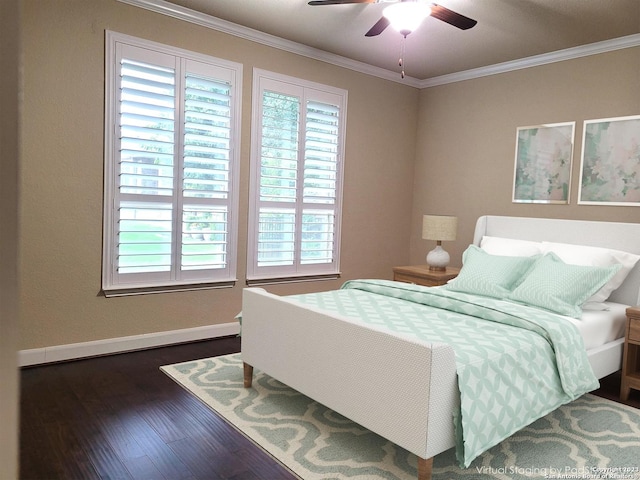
[426,245,450,272]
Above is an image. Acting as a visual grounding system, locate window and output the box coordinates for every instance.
[247,69,347,281]
[103,32,242,295]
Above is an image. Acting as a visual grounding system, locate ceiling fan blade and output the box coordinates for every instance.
[308,0,375,5]
[430,4,477,30]
[365,16,390,36]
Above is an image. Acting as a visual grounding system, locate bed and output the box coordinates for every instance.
[241,215,640,480]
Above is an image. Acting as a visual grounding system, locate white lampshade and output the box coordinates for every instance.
[422,215,457,242]
[383,2,431,35]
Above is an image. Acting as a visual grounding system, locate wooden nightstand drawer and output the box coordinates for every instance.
[629,317,640,343]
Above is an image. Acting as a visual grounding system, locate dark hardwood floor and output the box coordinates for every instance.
[19,337,296,480]
[20,337,640,480]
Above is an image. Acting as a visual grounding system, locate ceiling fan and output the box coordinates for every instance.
[307,0,477,77]
[307,0,477,37]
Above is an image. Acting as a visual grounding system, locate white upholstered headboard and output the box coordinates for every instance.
[473,216,640,306]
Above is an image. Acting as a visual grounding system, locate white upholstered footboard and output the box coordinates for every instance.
[241,287,459,464]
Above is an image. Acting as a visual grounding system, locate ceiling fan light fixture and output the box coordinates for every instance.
[383,2,431,35]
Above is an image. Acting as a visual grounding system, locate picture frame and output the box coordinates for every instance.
[578,115,640,206]
[512,122,575,204]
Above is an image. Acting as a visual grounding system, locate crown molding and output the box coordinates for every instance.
[419,33,640,88]
[116,0,422,87]
[118,0,639,90]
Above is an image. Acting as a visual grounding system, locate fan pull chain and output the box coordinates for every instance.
[399,34,407,79]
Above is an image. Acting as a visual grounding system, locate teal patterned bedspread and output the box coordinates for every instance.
[288,279,599,467]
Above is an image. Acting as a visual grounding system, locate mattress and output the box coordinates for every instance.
[564,301,628,350]
[438,281,627,351]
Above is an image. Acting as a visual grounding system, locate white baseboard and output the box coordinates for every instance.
[19,322,240,367]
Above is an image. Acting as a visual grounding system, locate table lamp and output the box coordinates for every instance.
[422,215,457,271]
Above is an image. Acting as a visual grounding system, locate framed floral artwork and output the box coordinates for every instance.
[578,115,640,206]
[512,122,575,204]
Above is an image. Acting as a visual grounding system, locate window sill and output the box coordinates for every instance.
[246,273,341,287]
[102,280,236,297]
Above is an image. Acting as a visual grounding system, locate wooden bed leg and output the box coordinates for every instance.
[243,362,253,388]
[417,456,433,480]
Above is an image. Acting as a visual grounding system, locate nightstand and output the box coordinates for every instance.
[621,306,640,401]
[392,265,460,287]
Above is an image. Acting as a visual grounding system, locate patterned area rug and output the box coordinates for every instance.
[161,353,640,479]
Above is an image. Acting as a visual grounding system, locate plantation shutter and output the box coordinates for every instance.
[256,90,300,268]
[103,33,241,294]
[248,70,346,281]
[301,100,339,265]
[118,55,176,277]
[181,69,234,274]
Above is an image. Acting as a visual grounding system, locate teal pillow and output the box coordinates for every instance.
[445,245,539,299]
[507,252,621,318]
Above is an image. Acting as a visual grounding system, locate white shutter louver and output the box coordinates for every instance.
[118,202,173,274]
[183,74,231,200]
[257,208,296,267]
[119,60,175,197]
[303,100,338,205]
[259,91,299,203]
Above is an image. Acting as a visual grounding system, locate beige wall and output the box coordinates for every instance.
[20,0,418,349]
[1,0,21,476]
[20,0,640,352]
[411,47,640,267]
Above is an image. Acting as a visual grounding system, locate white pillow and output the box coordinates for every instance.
[541,241,640,304]
[480,236,543,257]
